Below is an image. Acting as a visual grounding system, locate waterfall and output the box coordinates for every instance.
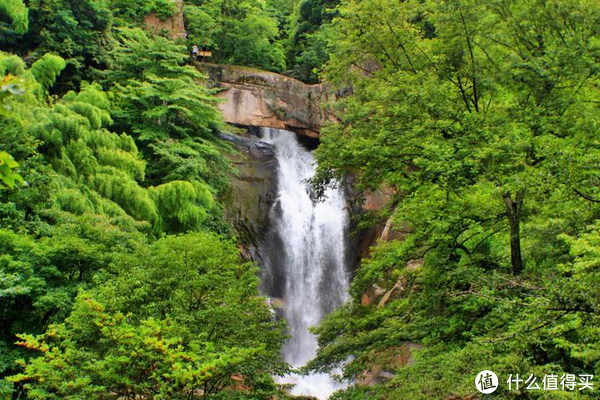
[260,127,349,399]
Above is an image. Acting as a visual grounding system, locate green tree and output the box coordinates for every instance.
[107,28,222,146]
[0,0,112,91]
[184,0,286,72]
[0,0,28,34]
[107,27,231,216]
[286,0,339,82]
[109,0,175,26]
[11,233,288,399]
[0,54,155,397]
[0,2,282,397]
[310,0,600,397]
[0,151,23,189]
[30,54,66,94]
[219,11,286,71]
[0,69,27,189]
[150,180,213,233]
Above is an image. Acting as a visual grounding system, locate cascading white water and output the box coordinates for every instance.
[260,128,349,399]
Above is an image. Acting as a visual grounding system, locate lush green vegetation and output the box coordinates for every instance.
[183,0,291,72]
[286,0,338,82]
[310,0,600,398]
[3,0,600,399]
[10,233,286,399]
[0,1,290,399]
[181,0,338,78]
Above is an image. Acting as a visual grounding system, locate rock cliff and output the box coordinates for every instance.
[219,131,279,261]
[199,63,334,138]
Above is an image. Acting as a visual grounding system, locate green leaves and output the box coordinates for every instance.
[116,73,221,142]
[184,0,287,72]
[0,0,28,34]
[0,151,24,189]
[106,27,230,215]
[310,0,600,397]
[0,61,27,192]
[0,74,24,115]
[219,11,286,72]
[150,180,213,233]
[0,0,112,90]
[0,3,292,398]
[13,233,287,399]
[30,54,66,93]
[287,0,339,82]
[108,27,223,143]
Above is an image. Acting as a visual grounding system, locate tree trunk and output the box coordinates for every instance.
[11,383,22,400]
[503,190,525,275]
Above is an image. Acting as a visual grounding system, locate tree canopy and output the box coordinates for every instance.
[184,0,287,72]
[0,3,288,398]
[10,233,287,399]
[3,0,600,399]
[309,0,600,398]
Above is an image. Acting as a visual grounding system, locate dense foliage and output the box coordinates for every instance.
[0,0,323,79]
[310,0,600,398]
[0,1,289,399]
[183,0,289,72]
[10,233,287,399]
[4,0,599,399]
[0,0,112,91]
[286,0,338,82]
[182,0,336,79]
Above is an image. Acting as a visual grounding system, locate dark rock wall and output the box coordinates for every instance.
[219,132,279,261]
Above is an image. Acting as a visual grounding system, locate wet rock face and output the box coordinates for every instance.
[199,63,335,138]
[219,132,278,261]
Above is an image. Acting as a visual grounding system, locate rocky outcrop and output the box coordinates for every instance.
[343,183,401,272]
[357,254,423,387]
[357,343,424,387]
[345,183,428,386]
[219,132,278,261]
[144,0,185,40]
[199,63,334,138]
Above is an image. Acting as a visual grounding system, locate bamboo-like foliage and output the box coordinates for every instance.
[0,3,293,397]
[150,180,213,233]
[91,167,157,223]
[31,54,66,93]
[27,83,159,224]
[0,0,28,34]
[0,52,25,75]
